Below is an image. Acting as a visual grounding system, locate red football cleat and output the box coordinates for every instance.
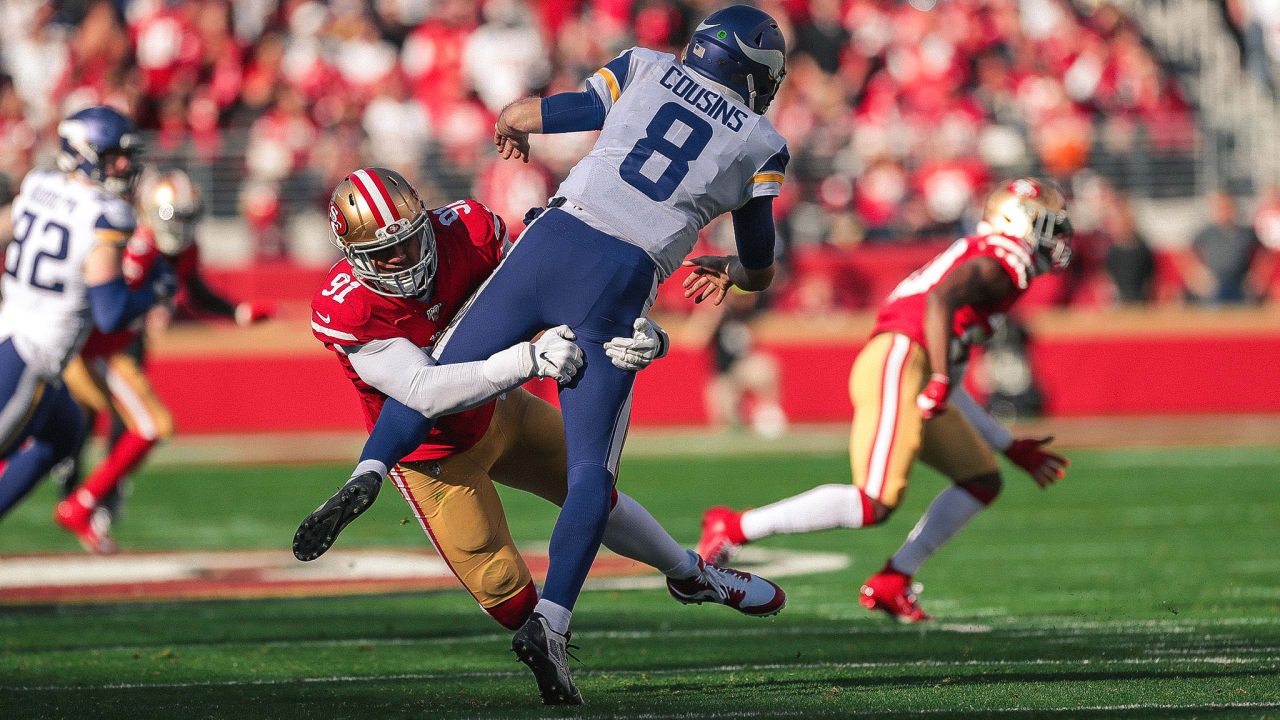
[697,506,746,565]
[54,495,118,555]
[860,566,932,623]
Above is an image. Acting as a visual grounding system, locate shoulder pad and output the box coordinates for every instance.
[311,267,376,345]
[95,197,137,234]
[978,234,1034,290]
[628,46,674,67]
[434,199,505,249]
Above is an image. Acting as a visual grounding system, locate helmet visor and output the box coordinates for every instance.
[1032,209,1073,272]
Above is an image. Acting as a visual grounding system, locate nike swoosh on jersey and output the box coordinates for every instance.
[314,311,331,323]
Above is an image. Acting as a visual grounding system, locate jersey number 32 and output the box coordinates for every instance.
[5,210,71,294]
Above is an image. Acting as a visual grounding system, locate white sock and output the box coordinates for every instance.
[601,493,699,578]
[739,484,872,541]
[890,485,985,576]
[534,598,572,635]
[352,459,389,481]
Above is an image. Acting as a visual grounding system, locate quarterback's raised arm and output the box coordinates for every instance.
[494,88,610,164]
[917,257,1015,418]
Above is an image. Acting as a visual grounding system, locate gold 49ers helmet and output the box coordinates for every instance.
[328,167,436,297]
[137,166,203,255]
[980,177,1073,273]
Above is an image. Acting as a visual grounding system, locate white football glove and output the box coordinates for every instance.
[529,325,584,384]
[604,317,670,372]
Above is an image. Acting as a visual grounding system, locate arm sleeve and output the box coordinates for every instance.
[731,196,776,270]
[541,89,607,133]
[87,277,158,333]
[346,336,536,419]
[583,49,634,113]
[183,273,237,317]
[949,386,1013,452]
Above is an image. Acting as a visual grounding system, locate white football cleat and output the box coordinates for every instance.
[666,551,786,617]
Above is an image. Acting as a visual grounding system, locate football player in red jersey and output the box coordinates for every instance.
[698,178,1072,622]
[298,167,785,631]
[54,167,274,553]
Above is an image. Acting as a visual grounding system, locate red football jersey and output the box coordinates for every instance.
[873,233,1038,352]
[311,200,508,462]
[80,227,198,359]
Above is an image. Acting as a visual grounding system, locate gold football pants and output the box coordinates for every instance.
[63,353,174,441]
[389,387,567,609]
[849,332,999,508]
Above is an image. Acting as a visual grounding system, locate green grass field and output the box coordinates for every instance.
[2,443,1279,719]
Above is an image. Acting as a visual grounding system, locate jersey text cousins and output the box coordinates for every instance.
[658,66,749,131]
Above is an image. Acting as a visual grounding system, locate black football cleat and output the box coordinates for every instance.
[292,471,382,561]
[510,613,583,705]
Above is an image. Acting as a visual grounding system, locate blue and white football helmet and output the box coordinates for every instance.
[56,106,144,197]
[683,5,787,115]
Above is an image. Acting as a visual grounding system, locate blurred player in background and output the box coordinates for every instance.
[53,167,274,553]
[692,288,788,438]
[699,178,1073,622]
[0,106,172,522]
[295,167,783,633]
[342,5,789,703]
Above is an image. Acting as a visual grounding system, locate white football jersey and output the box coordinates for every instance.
[0,168,136,377]
[556,47,788,278]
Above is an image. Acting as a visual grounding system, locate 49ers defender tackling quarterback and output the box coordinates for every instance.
[297,167,784,632]
[699,178,1072,622]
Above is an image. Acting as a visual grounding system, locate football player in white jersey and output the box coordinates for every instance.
[339,4,788,704]
[0,106,173,525]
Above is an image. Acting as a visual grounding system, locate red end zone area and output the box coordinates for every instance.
[147,306,1280,433]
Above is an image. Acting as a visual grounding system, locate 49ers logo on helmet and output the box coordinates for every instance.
[1010,179,1040,198]
[329,201,348,236]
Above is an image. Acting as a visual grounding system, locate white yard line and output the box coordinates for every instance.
[10,614,1280,655]
[465,701,1280,720]
[8,655,1279,693]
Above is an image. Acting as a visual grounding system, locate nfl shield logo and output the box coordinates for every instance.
[426,303,442,321]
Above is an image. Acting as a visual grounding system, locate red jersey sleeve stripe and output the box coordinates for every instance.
[349,170,389,226]
[364,170,402,221]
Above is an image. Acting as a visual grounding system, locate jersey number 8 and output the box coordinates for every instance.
[619,102,713,202]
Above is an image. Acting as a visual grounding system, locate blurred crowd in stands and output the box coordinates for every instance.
[1,0,1278,312]
[1225,0,1280,94]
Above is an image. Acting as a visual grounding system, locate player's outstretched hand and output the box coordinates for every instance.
[531,325,583,384]
[604,317,670,372]
[1005,436,1069,488]
[916,373,951,419]
[494,126,531,163]
[235,300,276,326]
[682,255,736,305]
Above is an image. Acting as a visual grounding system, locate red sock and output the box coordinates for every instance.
[77,431,156,504]
[486,581,538,630]
[724,509,747,545]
